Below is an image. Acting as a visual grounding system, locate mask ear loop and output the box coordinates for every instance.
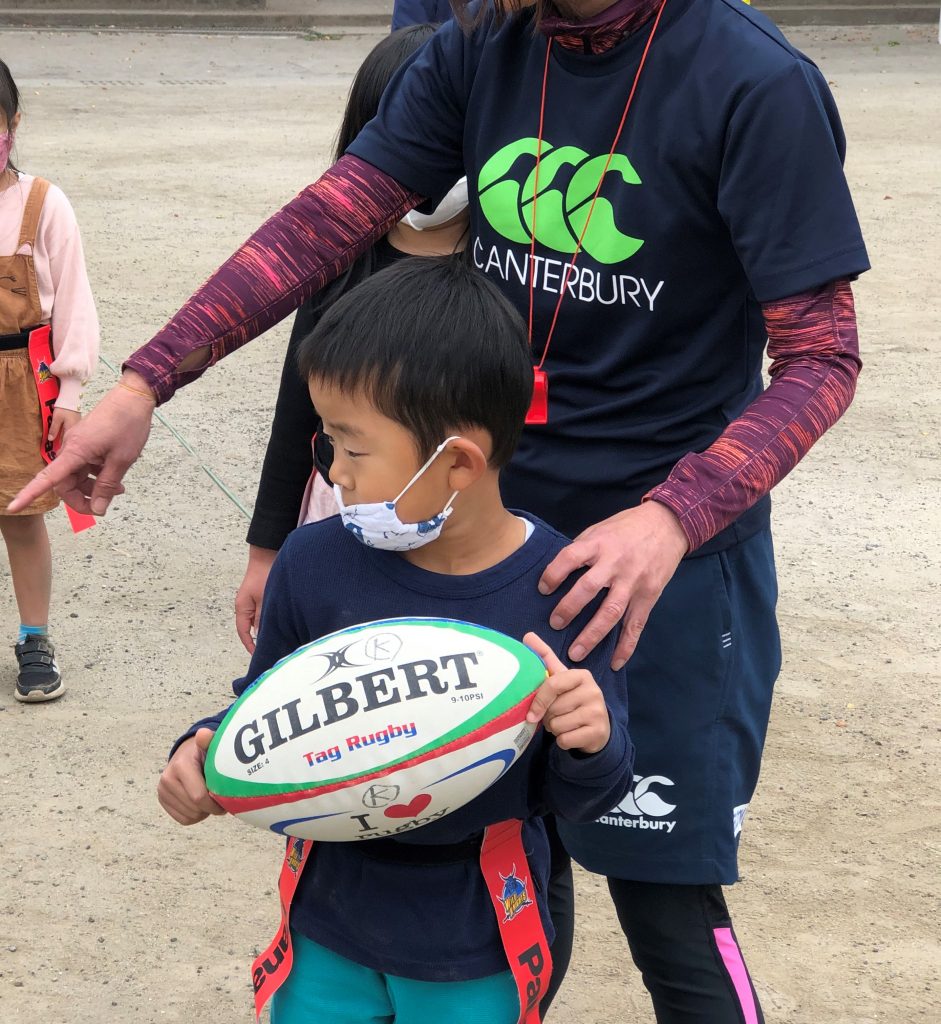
[392,436,463,507]
[438,489,461,522]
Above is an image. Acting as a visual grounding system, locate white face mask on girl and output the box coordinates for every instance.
[400,178,469,231]
[334,436,461,552]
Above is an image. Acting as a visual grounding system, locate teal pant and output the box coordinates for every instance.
[270,931,519,1024]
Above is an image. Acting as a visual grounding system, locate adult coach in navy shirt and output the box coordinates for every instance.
[15,1,869,1020]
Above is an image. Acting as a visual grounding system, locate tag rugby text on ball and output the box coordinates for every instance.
[300,721,418,768]
[233,651,483,766]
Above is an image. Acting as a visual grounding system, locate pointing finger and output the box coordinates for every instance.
[523,631,567,676]
[7,460,71,512]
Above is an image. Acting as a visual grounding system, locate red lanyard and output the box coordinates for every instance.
[525,0,668,425]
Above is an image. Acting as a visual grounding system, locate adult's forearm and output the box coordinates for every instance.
[647,279,861,551]
[124,155,422,404]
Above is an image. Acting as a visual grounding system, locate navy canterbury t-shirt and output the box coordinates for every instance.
[349,0,869,551]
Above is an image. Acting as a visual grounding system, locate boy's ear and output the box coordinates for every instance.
[445,437,489,492]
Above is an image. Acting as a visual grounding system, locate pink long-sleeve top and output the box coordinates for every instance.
[0,173,100,411]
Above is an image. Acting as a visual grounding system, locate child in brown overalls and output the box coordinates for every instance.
[0,59,99,702]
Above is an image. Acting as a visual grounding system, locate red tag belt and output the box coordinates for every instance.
[252,819,551,1023]
[26,325,95,534]
[251,835,307,1019]
[480,818,553,1022]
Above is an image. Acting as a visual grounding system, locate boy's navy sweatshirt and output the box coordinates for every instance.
[179,513,632,982]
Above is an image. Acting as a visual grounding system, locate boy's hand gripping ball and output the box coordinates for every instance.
[205,618,547,841]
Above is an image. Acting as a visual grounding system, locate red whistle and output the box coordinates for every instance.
[525,368,549,425]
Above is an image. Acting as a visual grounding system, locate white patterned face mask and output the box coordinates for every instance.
[334,437,461,552]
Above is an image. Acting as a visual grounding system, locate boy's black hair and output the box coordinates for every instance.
[0,59,20,173]
[298,257,533,469]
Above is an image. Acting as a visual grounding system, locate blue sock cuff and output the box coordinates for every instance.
[18,624,49,644]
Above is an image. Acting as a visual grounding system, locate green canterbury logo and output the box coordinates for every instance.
[478,138,644,265]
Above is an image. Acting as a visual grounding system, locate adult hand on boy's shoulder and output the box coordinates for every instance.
[538,501,688,671]
[524,632,610,755]
[157,728,227,826]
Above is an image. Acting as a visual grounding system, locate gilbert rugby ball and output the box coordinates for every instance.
[205,618,547,842]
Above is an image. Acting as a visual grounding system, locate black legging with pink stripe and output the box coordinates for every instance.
[606,879,764,1024]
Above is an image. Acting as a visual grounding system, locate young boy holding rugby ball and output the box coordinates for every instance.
[157,257,633,1024]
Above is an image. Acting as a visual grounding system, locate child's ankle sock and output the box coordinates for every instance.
[18,624,49,645]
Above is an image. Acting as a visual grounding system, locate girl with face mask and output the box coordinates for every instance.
[0,58,99,703]
[233,25,470,657]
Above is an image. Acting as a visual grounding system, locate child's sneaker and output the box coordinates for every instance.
[14,636,64,702]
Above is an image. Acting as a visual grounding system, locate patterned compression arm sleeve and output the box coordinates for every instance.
[124,155,422,404]
[646,279,861,552]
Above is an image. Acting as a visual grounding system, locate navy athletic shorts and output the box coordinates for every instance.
[559,527,781,885]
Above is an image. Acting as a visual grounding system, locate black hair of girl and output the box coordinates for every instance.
[332,23,437,163]
[314,23,438,312]
[298,256,533,469]
[0,58,20,173]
